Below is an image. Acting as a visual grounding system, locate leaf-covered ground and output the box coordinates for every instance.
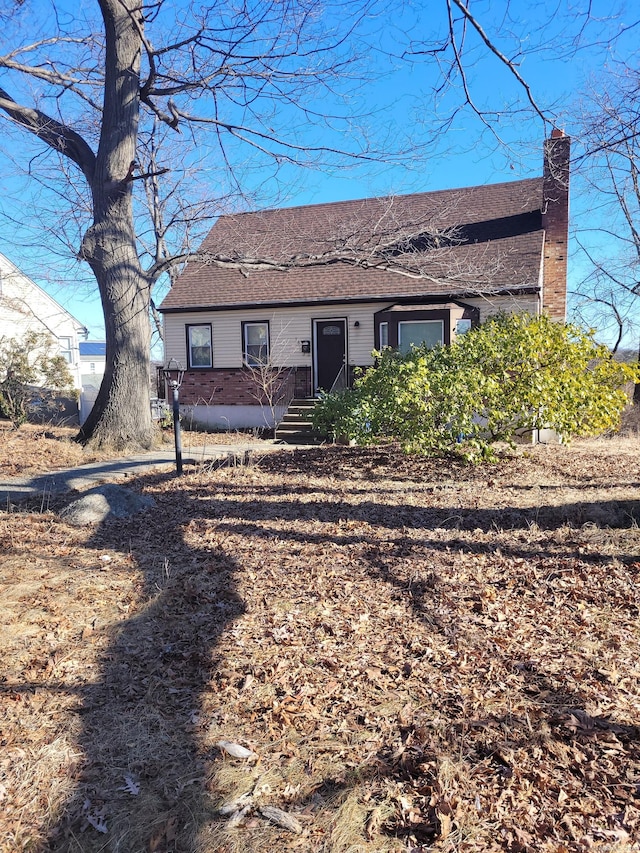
[0,422,265,477]
[1,434,639,852]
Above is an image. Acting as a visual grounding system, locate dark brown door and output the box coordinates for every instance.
[314,319,347,392]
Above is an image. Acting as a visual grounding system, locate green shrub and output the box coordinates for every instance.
[0,331,75,428]
[313,313,638,461]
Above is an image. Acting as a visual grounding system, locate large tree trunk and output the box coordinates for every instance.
[79,234,154,449]
[78,0,155,449]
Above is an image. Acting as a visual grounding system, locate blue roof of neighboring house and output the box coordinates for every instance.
[79,341,106,356]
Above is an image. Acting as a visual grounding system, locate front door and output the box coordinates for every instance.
[313,318,347,393]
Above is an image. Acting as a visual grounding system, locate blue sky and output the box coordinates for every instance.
[0,0,637,346]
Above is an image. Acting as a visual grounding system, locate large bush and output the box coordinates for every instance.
[0,331,75,428]
[313,313,638,460]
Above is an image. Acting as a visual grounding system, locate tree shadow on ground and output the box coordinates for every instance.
[186,456,640,849]
[29,444,640,851]
[42,474,245,853]
[160,491,640,564]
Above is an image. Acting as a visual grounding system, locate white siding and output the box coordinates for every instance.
[0,253,86,388]
[164,295,544,431]
[80,358,107,391]
[164,294,542,371]
[163,302,391,370]
[464,293,541,323]
[163,294,541,371]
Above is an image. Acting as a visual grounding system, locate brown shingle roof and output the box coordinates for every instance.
[160,177,545,312]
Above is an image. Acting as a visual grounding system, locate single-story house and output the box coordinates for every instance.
[0,251,87,390]
[159,131,570,429]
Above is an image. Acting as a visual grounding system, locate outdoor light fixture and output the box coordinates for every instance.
[162,358,185,475]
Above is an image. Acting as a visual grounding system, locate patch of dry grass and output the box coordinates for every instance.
[0,421,272,477]
[0,423,98,476]
[1,435,639,852]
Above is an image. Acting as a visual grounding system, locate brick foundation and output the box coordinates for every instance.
[176,366,312,406]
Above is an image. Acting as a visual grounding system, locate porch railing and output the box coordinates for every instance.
[329,362,348,393]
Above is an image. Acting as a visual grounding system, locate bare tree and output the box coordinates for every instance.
[3,0,637,449]
[570,70,640,386]
[0,0,414,449]
[242,321,300,430]
[1,0,584,452]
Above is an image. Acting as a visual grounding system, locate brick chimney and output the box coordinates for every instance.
[541,129,570,320]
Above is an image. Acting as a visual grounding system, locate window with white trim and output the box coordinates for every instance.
[58,336,73,363]
[243,321,269,366]
[379,322,389,349]
[187,324,213,368]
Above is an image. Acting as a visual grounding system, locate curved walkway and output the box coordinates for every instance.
[0,440,287,506]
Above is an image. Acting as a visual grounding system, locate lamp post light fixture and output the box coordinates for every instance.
[162,359,185,475]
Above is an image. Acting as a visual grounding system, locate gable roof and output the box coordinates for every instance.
[0,251,88,335]
[160,176,545,313]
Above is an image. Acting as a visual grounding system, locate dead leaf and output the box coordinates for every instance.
[259,805,303,834]
[120,774,140,796]
[216,740,258,760]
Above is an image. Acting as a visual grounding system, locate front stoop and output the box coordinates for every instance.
[275,398,322,444]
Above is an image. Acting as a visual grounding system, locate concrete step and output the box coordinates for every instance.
[275,398,321,444]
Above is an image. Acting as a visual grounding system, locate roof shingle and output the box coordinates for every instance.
[160,177,545,312]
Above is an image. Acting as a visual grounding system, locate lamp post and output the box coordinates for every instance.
[162,359,185,475]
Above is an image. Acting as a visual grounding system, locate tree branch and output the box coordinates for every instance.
[448,0,550,125]
[0,86,96,180]
[146,236,516,291]
[159,104,385,163]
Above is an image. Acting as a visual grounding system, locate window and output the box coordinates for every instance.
[398,320,443,354]
[376,304,478,351]
[187,324,212,368]
[58,336,73,363]
[456,318,472,335]
[243,321,269,366]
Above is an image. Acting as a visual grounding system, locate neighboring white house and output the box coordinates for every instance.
[79,341,106,389]
[0,251,87,389]
[78,341,107,424]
